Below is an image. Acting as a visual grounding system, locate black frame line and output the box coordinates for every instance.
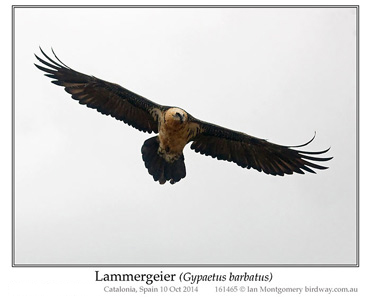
[11,4,360,268]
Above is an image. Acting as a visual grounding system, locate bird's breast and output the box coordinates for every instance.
[158,121,189,161]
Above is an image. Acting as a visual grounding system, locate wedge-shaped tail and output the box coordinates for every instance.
[141,136,186,184]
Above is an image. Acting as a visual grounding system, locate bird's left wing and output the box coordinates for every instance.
[34,48,163,133]
[187,117,332,176]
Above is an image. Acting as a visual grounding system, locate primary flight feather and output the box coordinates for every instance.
[34,48,332,184]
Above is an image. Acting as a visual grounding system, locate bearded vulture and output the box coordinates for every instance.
[34,48,332,184]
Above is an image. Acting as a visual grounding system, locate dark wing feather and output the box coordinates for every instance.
[34,48,162,133]
[188,118,332,176]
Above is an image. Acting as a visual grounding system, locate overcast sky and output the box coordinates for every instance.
[14,7,357,265]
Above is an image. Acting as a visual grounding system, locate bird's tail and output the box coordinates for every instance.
[141,136,186,185]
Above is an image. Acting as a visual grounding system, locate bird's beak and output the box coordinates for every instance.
[174,112,184,124]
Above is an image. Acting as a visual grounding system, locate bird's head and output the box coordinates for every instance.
[166,108,188,125]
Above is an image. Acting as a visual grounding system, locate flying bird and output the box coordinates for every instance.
[34,48,332,184]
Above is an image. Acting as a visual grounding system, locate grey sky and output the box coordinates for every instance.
[14,7,357,265]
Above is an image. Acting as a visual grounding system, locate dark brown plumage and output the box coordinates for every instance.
[35,48,332,184]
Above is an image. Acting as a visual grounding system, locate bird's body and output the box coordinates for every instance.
[158,108,190,162]
[35,48,332,184]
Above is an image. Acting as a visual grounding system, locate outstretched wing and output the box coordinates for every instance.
[34,48,162,133]
[188,117,332,176]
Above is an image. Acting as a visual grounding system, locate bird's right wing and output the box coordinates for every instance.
[34,48,163,133]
